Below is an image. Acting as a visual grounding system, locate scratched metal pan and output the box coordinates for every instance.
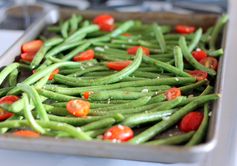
[0,8,226,163]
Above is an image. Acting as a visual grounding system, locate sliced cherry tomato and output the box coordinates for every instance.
[73,50,95,62]
[83,91,94,100]
[13,130,40,138]
[99,23,115,32]
[127,46,150,56]
[122,33,132,37]
[21,40,43,53]
[165,87,181,101]
[179,112,204,132]
[0,108,13,121]
[0,95,19,104]
[106,60,132,71]
[199,57,218,70]
[175,25,196,34]
[188,70,208,81]
[93,14,114,26]
[20,52,36,62]
[103,125,134,142]
[48,69,59,80]
[66,99,90,117]
[192,49,207,62]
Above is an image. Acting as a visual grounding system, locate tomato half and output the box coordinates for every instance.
[179,112,204,132]
[199,57,218,70]
[175,25,196,34]
[13,130,40,138]
[0,108,13,121]
[48,69,59,80]
[66,99,90,117]
[83,91,94,100]
[192,49,207,62]
[93,14,114,26]
[106,60,132,71]
[165,87,181,101]
[127,46,150,56]
[73,50,95,62]
[0,95,19,121]
[100,23,115,32]
[103,125,134,142]
[188,70,208,81]
[21,40,43,53]
[20,52,36,62]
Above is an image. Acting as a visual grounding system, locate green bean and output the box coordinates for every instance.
[0,63,19,86]
[148,94,166,104]
[66,25,99,42]
[142,56,191,77]
[61,21,70,38]
[207,48,224,57]
[145,131,194,145]
[179,80,208,94]
[110,20,134,38]
[173,46,184,71]
[188,28,202,52]
[0,87,13,97]
[0,120,91,140]
[34,73,51,89]
[201,27,213,43]
[120,85,171,92]
[47,26,60,32]
[0,115,23,134]
[44,104,68,116]
[54,48,143,86]
[86,128,108,138]
[8,68,19,87]
[201,85,213,96]
[18,84,49,121]
[69,14,81,33]
[80,118,116,132]
[36,88,77,102]
[44,77,196,95]
[209,15,228,50]
[22,93,45,133]
[129,94,219,144]
[64,65,108,76]
[179,36,216,76]
[153,23,166,53]
[122,109,176,128]
[186,104,209,146]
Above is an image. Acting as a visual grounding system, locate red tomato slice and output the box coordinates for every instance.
[99,23,115,32]
[192,49,207,62]
[175,25,196,34]
[199,57,218,70]
[165,87,181,101]
[122,33,132,37]
[48,69,59,80]
[179,112,204,132]
[103,125,134,142]
[106,60,132,71]
[22,40,43,53]
[127,46,150,56]
[83,91,94,100]
[0,95,19,121]
[20,52,36,62]
[13,130,40,138]
[93,14,114,26]
[188,70,208,81]
[66,99,90,117]
[73,50,95,62]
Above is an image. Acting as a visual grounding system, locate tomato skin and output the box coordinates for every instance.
[22,40,43,53]
[188,70,208,81]
[13,130,40,138]
[83,91,94,100]
[0,95,19,121]
[199,57,218,70]
[179,112,204,132]
[192,49,207,62]
[48,69,59,80]
[103,125,134,142]
[73,50,95,62]
[127,46,150,56]
[100,23,115,32]
[20,52,36,62]
[122,33,132,37]
[165,87,181,101]
[175,25,196,34]
[93,14,115,32]
[106,61,132,71]
[66,99,90,117]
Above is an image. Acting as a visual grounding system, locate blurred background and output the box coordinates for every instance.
[0,0,227,30]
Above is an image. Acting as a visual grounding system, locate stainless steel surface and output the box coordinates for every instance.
[0,9,226,163]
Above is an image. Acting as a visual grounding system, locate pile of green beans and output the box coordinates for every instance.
[0,14,228,146]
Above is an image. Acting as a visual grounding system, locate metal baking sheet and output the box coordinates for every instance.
[0,8,226,163]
